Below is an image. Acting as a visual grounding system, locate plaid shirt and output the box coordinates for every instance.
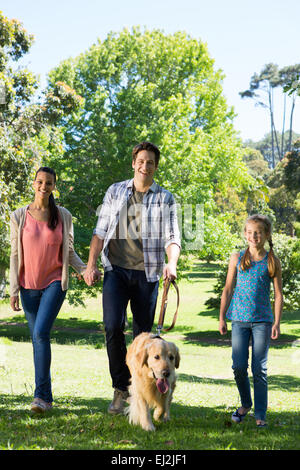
[93,179,181,282]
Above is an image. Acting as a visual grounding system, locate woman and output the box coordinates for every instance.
[10,167,86,413]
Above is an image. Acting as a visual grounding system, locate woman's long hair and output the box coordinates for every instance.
[240,214,276,278]
[34,167,59,230]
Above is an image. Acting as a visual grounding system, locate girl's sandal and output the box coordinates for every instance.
[256,421,267,427]
[231,408,250,423]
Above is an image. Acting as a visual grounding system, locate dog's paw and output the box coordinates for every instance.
[154,415,170,423]
[153,410,163,422]
[143,422,156,432]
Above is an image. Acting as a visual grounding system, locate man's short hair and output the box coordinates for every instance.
[132,141,160,166]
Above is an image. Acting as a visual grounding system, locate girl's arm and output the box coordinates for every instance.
[219,252,239,335]
[271,257,283,340]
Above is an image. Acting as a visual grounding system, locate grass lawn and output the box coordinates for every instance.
[0,261,299,451]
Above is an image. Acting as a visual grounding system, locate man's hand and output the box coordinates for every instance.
[10,296,21,312]
[164,243,180,281]
[163,260,177,281]
[83,267,102,286]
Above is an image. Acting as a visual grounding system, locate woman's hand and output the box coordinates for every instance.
[83,267,102,286]
[10,296,21,311]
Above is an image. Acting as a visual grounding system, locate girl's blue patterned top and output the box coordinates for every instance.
[226,250,273,323]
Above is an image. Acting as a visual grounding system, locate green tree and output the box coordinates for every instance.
[240,63,300,167]
[266,140,300,236]
[0,12,38,296]
[0,11,82,297]
[282,139,300,237]
[280,64,300,151]
[244,130,300,169]
[240,63,280,168]
[46,27,251,269]
[242,147,271,180]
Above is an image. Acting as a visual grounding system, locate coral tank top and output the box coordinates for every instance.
[20,209,63,289]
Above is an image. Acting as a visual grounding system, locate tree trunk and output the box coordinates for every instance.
[0,266,6,299]
[288,94,296,151]
[281,93,286,159]
[269,89,275,168]
[270,88,281,163]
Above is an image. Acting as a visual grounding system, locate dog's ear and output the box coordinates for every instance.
[175,346,180,369]
[136,347,148,368]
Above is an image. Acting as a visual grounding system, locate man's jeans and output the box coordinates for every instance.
[103,265,159,391]
[20,280,66,403]
[231,321,272,421]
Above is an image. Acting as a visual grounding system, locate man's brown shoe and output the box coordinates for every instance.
[108,389,129,415]
[31,397,53,413]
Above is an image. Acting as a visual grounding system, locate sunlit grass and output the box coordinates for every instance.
[0,262,299,450]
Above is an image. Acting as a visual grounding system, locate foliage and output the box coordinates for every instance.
[0,11,39,272]
[242,147,271,180]
[283,73,300,96]
[46,27,256,282]
[240,63,300,166]
[281,138,300,195]
[266,139,300,236]
[271,234,300,310]
[294,193,300,237]
[197,213,241,262]
[46,27,250,206]
[0,11,84,288]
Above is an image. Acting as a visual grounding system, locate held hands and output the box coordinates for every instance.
[83,267,102,286]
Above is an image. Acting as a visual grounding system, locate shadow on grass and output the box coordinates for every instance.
[0,393,299,450]
[0,316,143,349]
[182,325,300,349]
[178,372,300,392]
[1,317,298,351]
[184,262,220,281]
[178,372,235,386]
[0,315,107,348]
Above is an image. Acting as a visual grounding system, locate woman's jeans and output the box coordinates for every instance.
[103,265,159,392]
[231,321,272,421]
[20,280,66,403]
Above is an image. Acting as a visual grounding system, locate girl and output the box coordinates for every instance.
[219,214,283,427]
[10,167,86,413]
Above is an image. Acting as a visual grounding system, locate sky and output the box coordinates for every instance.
[1,0,300,141]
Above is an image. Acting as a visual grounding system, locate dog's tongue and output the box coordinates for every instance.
[156,378,169,394]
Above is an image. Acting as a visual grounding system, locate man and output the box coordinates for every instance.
[84,141,181,414]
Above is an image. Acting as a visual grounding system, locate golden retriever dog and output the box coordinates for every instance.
[125,332,180,431]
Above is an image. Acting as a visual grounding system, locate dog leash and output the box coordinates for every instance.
[156,278,180,335]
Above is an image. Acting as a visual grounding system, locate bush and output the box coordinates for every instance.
[205,234,300,311]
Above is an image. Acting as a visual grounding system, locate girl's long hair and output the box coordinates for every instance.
[240,214,276,278]
[34,167,59,230]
